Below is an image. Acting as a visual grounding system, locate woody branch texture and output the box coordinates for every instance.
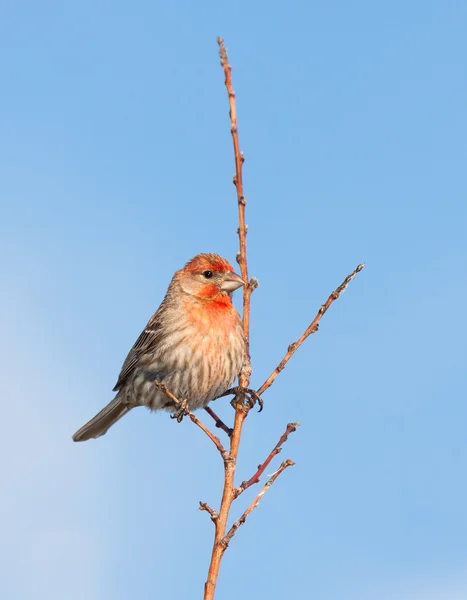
[157,38,365,600]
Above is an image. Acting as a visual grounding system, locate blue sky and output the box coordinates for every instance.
[1,1,467,598]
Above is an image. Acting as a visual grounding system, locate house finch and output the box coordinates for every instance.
[72,253,247,442]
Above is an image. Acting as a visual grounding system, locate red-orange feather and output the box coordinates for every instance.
[183,253,235,274]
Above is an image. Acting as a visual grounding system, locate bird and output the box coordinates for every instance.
[72,253,248,442]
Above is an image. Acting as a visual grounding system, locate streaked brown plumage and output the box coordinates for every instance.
[72,253,247,442]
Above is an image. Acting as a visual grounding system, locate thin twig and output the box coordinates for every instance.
[204,406,233,437]
[257,263,365,397]
[155,382,228,459]
[234,422,299,498]
[222,459,295,546]
[199,502,219,523]
[217,36,252,353]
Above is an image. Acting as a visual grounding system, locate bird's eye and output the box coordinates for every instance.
[203,270,213,279]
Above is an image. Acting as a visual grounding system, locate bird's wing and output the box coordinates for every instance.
[112,318,163,391]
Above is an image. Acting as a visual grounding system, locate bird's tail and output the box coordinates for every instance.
[72,395,131,442]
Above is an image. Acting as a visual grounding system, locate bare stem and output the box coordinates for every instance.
[217,37,251,353]
[204,406,233,437]
[222,459,295,546]
[155,382,228,459]
[257,263,365,397]
[199,502,219,523]
[202,37,363,600]
[234,422,299,497]
[203,38,254,600]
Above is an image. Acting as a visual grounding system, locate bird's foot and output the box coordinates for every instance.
[170,398,190,423]
[222,386,264,412]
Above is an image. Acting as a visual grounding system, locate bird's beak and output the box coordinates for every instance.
[220,271,245,292]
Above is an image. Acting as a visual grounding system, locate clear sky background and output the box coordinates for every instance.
[1,1,466,599]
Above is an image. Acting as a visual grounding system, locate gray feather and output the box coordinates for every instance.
[72,395,131,442]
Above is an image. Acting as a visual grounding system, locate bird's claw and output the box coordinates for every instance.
[247,389,264,412]
[224,386,264,412]
[170,398,190,423]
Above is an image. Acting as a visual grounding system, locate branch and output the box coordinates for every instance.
[234,422,299,498]
[222,459,295,547]
[199,502,219,523]
[154,381,228,459]
[204,406,233,437]
[217,36,252,357]
[257,263,365,396]
[203,37,310,600]
[203,38,255,600]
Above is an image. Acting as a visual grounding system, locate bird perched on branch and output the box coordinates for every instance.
[72,253,248,442]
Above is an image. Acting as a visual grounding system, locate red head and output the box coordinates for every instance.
[176,253,244,306]
[182,253,236,276]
